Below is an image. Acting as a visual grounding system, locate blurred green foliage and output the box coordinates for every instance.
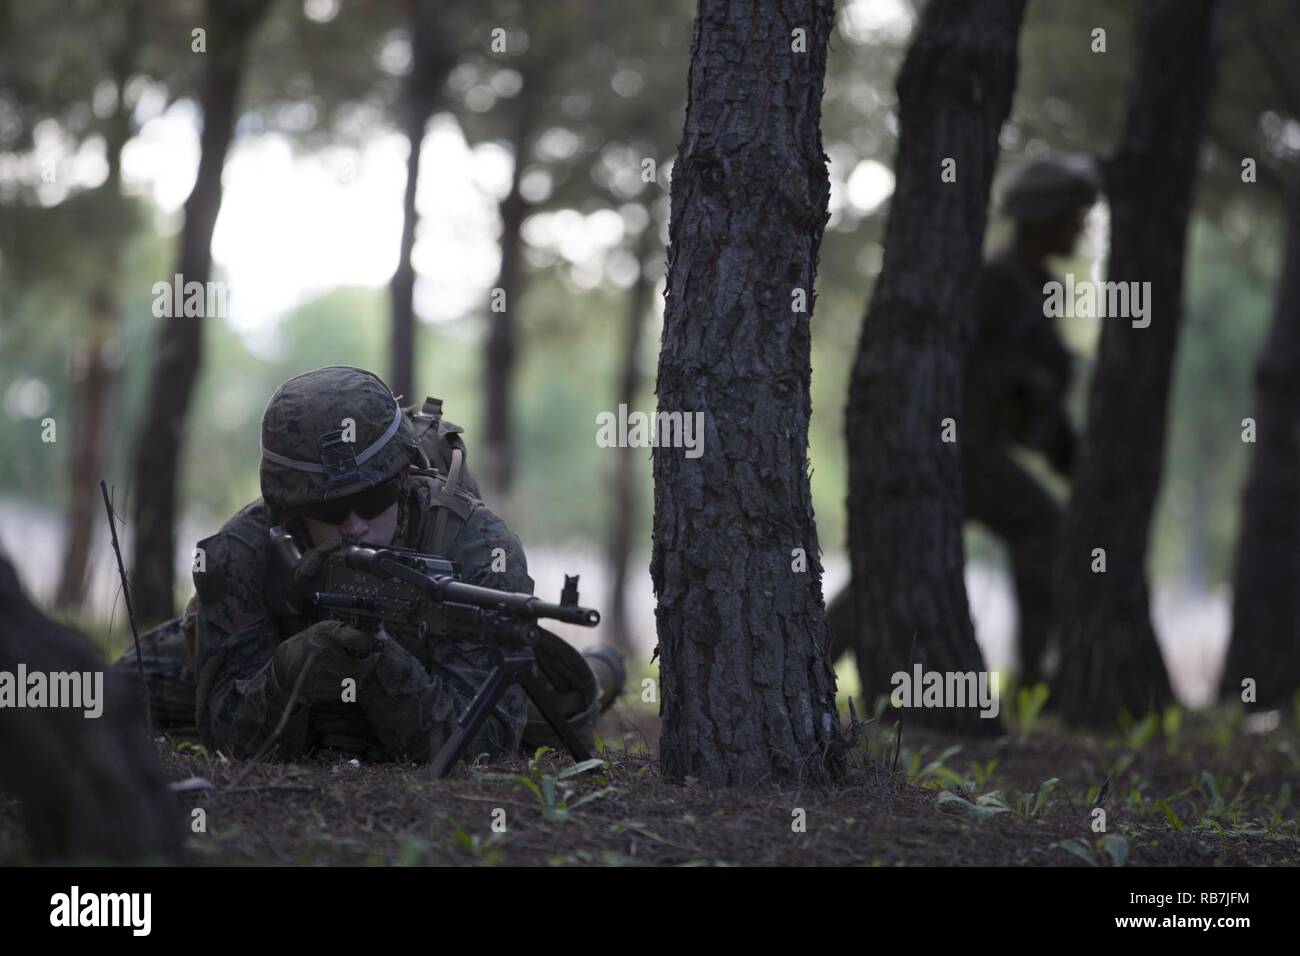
[1,0,1295,599]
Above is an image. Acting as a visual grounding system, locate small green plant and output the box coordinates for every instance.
[1058,835,1128,867]
[1125,711,1161,750]
[1155,798,1186,831]
[910,744,965,790]
[935,789,1011,822]
[1107,752,1136,779]
[1009,682,1049,739]
[477,749,613,822]
[396,834,432,866]
[445,817,502,865]
[1161,704,1183,743]
[964,757,1000,792]
[1017,777,1060,819]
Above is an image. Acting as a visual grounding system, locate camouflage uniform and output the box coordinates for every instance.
[116,366,611,765]
[961,253,1074,685]
[960,154,1099,685]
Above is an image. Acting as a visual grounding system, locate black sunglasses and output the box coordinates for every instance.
[300,476,402,525]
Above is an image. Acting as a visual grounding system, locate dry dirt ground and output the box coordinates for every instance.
[3,701,1297,866]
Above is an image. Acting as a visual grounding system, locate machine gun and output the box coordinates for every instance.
[268,527,600,778]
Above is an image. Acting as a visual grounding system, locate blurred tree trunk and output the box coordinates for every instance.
[1052,0,1221,726]
[0,557,181,862]
[389,0,458,404]
[844,0,1025,734]
[130,0,270,626]
[481,86,539,506]
[653,0,843,787]
[55,1,142,610]
[55,294,116,609]
[1220,173,1300,707]
[604,217,657,656]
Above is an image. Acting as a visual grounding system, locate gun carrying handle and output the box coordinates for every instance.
[269,526,304,569]
[267,525,309,617]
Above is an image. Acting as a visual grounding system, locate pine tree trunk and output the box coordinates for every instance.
[130,0,269,626]
[389,0,457,404]
[1220,175,1300,707]
[389,104,426,406]
[653,0,843,787]
[55,2,141,610]
[481,92,536,506]
[844,0,1026,734]
[605,219,657,656]
[55,309,115,609]
[1053,0,1221,726]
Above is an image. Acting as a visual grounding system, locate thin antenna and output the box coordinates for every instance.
[101,479,152,730]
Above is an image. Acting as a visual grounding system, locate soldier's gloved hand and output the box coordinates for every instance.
[292,537,345,589]
[354,636,453,761]
[272,620,379,705]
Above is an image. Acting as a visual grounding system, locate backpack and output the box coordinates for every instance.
[405,397,484,553]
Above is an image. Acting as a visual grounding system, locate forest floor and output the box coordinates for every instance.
[5,695,1296,866]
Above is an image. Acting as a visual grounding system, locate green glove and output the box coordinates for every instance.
[272,619,378,705]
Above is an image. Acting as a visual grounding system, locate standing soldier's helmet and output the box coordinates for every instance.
[999,152,1101,222]
[259,366,423,518]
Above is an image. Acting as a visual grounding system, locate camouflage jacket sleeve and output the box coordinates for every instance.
[192,508,308,758]
[444,504,535,595]
[356,491,534,763]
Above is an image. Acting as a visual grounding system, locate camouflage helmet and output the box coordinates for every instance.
[259,366,422,516]
[999,152,1101,223]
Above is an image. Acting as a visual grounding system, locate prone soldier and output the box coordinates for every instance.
[114,366,624,765]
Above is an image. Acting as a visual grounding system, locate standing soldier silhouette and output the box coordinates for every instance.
[828,153,1100,688]
[960,152,1100,685]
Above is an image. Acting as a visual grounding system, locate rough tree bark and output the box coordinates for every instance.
[389,0,458,404]
[55,0,142,610]
[130,0,270,626]
[1220,174,1300,707]
[0,557,181,862]
[604,218,657,657]
[1053,0,1221,726]
[652,0,843,787]
[844,0,1026,733]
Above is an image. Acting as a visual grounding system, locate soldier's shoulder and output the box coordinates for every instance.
[408,470,483,523]
[463,503,518,543]
[196,501,273,571]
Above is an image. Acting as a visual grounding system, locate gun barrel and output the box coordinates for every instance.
[529,599,601,628]
[434,578,601,628]
[345,546,601,628]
